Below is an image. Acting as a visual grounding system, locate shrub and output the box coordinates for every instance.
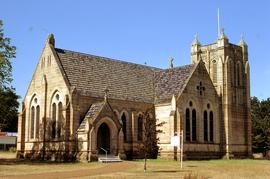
[9,147,16,153]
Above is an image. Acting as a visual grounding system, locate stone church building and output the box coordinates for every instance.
[17,30,252,161]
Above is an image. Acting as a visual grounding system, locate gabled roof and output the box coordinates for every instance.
[54,47,197,104]
[78,102,104,132]
[55,48,161,103]
[154,64,196,104]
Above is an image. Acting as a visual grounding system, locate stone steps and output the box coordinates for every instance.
[98,155,122,163]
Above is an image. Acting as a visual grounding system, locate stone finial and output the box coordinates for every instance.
[47,33,55,47]
[104,87,109,101]
[169,56,174,69]
[192,34,201,46]
[219,27,228,39]
[239,34,247,46]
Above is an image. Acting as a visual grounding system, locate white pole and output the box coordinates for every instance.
[106,150,107,163]
[180,130,183,169]
[218,8,220,36]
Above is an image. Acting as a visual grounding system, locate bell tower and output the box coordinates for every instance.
[190,29,252,158]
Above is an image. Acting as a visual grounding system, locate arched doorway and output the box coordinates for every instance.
[97,123,110,154]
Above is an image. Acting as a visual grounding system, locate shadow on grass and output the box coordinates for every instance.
[151,169,192,173]
[0,158,80,165]
[186,165,198,168]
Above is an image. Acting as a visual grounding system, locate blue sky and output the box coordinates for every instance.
[1,0,270,104]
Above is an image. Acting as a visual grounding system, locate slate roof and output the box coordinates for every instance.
[78,102,104,131]
[55,47,196,104]
[55,48,160,103]
[154,64,196,103]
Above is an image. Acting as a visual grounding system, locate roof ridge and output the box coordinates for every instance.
[173,64,194,69]
[155,64,195,73]
[55,47,161,71]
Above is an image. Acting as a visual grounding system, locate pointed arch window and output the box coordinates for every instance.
[52,103,56,139]
[185,108,190,141]
[57,102,62,138]
[192,109,197,141]
[204,104,214,143]
[121,113,127,142]
[35,106,40,139]
[30,106,35,139]
[185,101,197,142]
[204,110,208,141]
[210,111,214,142]
[137,114,143,141]
[29,96,40,140]
[50,92,64,139]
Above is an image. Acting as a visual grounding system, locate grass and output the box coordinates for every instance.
[0,152,270,178]
[98,159,270,179]
[0,151,16,159]
[0,152,103,176]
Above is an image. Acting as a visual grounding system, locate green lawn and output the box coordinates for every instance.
[0,152,269,179]
[101,159,270,179]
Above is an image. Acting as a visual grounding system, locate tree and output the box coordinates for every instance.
[0,87,19,131]
[251,97,270,153]
[0,19,16,89]
[0,19,18,132]
[140,109,165,172]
